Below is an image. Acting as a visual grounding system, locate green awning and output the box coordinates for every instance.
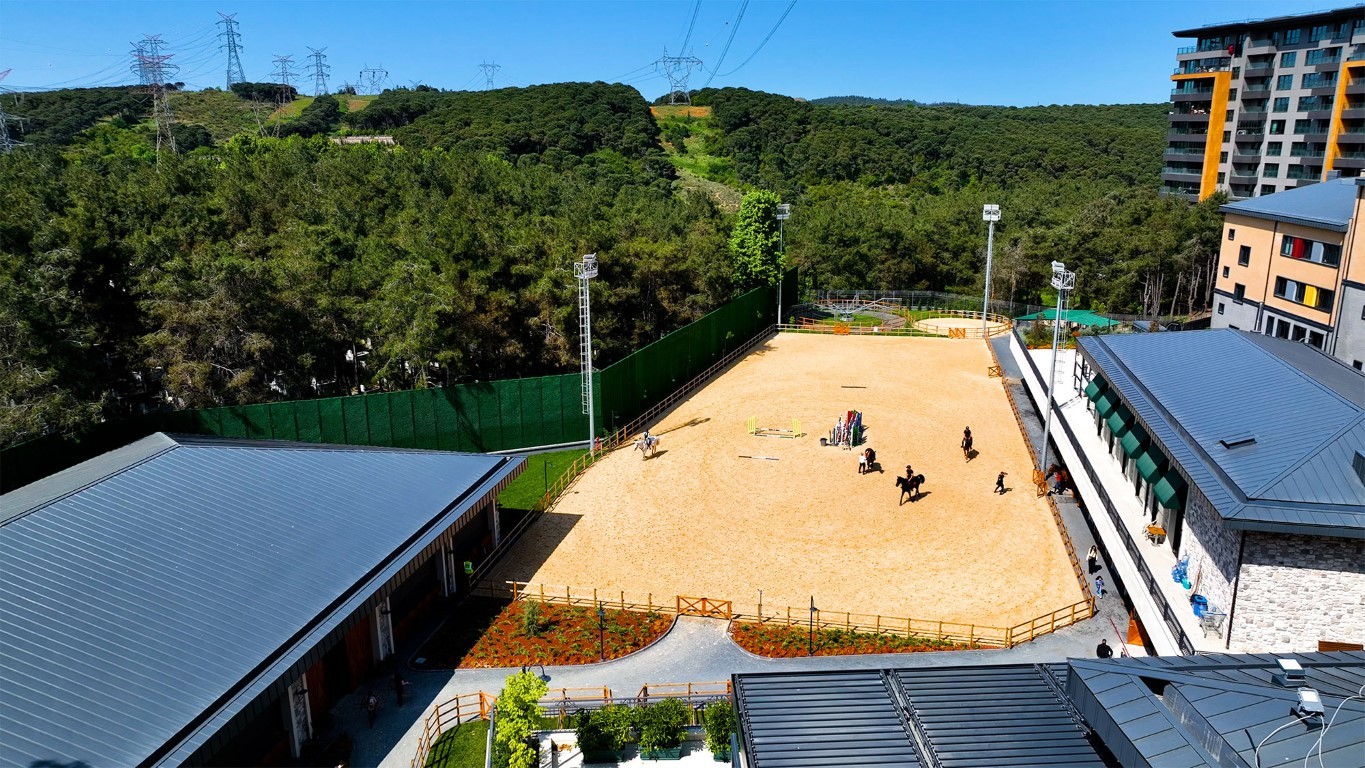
[1094,389,1119,419]
[1106,403,1133,435]
[1136,448,1167,484]
[1155,470,1187,509]
[1120,422,1149,456]
[1084,378,1106,402]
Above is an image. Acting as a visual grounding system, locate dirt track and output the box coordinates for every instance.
[491,333,1082,629]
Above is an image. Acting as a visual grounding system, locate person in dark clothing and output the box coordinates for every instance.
[365,691,379,728]
[1096,639,1114,659]
[995,471,1007,494]
[394,670,406,708]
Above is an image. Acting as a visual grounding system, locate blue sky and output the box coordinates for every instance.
[0,0,1341,105]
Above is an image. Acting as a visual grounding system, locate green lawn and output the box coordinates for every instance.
[425,720,488,768]
[497,448,588,511]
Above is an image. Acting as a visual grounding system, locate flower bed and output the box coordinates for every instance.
[457,601,674,668]
[730,622,980,657]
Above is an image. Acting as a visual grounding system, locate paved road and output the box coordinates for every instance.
[340,334,1135,768]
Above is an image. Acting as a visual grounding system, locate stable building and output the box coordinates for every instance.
[0,433,521,767]
[732,652,1365,768]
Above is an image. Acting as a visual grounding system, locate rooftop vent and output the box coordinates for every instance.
[1353,451,1365,488]
[1274,658,1305,687]
[1219,433,1257,449]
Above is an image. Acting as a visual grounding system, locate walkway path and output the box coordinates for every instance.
[339,334,1134,768]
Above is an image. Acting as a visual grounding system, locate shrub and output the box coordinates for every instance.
[519,601,544,638]
[594,704,638,751]
[493,671,547,768]
[703,700,735,755]
[573,709,610,754]
[637,698,688,753]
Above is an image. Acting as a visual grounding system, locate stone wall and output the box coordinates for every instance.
[1176,488,1242,617]
[1230,533,1365,652]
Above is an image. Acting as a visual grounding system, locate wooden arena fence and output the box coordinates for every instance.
[486,580,1089,650]
[781,310,1012,340]
[409,682,731,768]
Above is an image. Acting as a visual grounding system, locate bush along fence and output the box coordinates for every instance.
[480,580,1089,650]
[1,273,794,493]
[408,682,732,768]
[985,330,1097,633]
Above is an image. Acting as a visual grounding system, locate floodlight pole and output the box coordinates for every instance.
[982,205,1001,338]
[776,203,792,327]
[1040,260,1076,475]
[575,254,599,454]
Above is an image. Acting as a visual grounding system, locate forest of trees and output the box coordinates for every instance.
[0,82,1224,448]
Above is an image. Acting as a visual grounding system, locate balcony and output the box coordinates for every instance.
[1232,147,1262,157]
[1167,127,1210,138]
[1241,85,1272,96]
[1161,167,1204,180]
[1338,149,1365,159]
[1235,123,1266,137]
[1164,146,1206,156]
[1174,59,1231,75]
[1287,166,1322,179]
[1239,108,1268,117]
[1343,107,1365,120]
[1230,167,1260,177]
[1176,45,1197,55]
[1290,148,1327,158]
[1245,58,1275,71]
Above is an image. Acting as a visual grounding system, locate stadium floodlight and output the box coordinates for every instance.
[1040,260,1077,474]
[575,254,599,452]
[981,205,1001,337]
[777,203,792,326]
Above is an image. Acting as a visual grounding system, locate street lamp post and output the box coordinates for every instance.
[982,205,1001,338]
[776,203,791,326]
[597,602,607,662]
[807,596,816,656]
[1040,260,1077,476]
[575,254,599,454]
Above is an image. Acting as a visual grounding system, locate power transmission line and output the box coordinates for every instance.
[678,0,702,54]
[132,35,178,158]
[717,0,796,77]
[479,61,500,89]
[0,69,25,153]
[272,54,295,89]
[217,12,245,89]
[701,0,750,89]
[306,47,330,96]
[358,64,387,95]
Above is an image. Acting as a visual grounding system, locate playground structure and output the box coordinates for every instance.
[746,417,802,439]
[823,410,863,449]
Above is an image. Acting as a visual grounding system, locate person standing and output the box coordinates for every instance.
[995,471,1007,494]
[393,670,407,708]
[1087,545,1099,574]
[1096,639,1114,659]
[1094,574,1107,599]
[365,691,379,728]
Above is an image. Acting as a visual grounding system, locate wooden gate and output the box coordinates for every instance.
[676,596,732,620]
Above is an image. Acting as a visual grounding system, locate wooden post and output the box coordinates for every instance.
[539,583,545,602]
[937,620,943,641]
[875,615,880,634]
[648,593,652,613]
[621,591,625,612]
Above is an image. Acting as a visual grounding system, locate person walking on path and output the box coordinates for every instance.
[393,670,406,708]
[1087,545,1100,574]
[365,691,379,728]
[1094,574,1107,599]
[995,471,1007,494]
[858,450,868,474]
[1096,639,1114,659]
[962,427,974,461]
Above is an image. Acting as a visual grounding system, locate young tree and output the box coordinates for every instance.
[728,189,782,291]
[494,670,548,768]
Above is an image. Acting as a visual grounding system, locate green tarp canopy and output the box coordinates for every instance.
[1155,469,1187,509]
[1120,422,1149,456]
[1094,390,1119,419]
[1014,308,1121,328]
[1135,447,1167,484]
[1106,403,1133,436]
[1084,377,1106,402]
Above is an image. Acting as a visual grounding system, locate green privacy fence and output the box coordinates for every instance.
[2,272,793,492]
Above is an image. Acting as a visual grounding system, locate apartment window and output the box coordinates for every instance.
[1218,172,1226,183]
[1354,360,1363,371]
[1223,131,1232,143]
[1261,184,1276,195]
[1218,302,1225,315]
[1273,97,1290,112]
[1308,330,1325,349]
[1228,228,1236,241]
[1277,74,1294,90]
[1294,121,1310,135]
[1309,25,1330,43]
[1303,72,1336,89]
[1220,151,1229,163]
[1305,47,1339,65]
[1226,109,1235,121]
[1238,245,1251,265]
[1232,66,1241,79]
[1299,95,1333,111]
[1233,283,1246,303]
[1270,120,1286,135]
[1281,235,1342,266]
[1228,89,1238,102]
[1280,52,1297,67]
[1273,276,1334,310]
[1357,19,1365,33]
[1264,163,1279,178]
[1284,29,1301,44]
[1267,141,1282,156]
[1223,266,1230,278]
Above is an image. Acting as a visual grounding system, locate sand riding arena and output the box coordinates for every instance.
[489,332,1086,642]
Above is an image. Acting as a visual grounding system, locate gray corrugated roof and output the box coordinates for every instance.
[1078,330,1365,537]
[734,671,921,767]
[0,433,521,768]
[1219,176,1358,232]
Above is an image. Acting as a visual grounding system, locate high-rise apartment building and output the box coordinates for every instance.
[1163,7,1365,201]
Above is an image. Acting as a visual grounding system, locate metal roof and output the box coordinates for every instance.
[736,654,1365,768]
[1078,330,1365,538]
[0,434,522,768]
[1174,6,1365,39]
[734,666,1114,768]
[1218,176,1358,233]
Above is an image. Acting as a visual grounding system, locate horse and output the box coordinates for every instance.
[896,473,924,505]
[633,434,660,459]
